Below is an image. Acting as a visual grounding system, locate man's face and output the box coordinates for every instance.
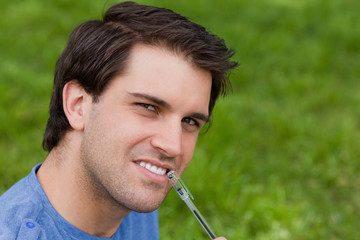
[80,44,212,213]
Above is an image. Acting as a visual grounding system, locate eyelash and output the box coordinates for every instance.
[182,117,199,127]
[138,103,157,113]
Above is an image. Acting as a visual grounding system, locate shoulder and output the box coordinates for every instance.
[0,175,43,217]
[0,169,45,239]
[0,167,44,219]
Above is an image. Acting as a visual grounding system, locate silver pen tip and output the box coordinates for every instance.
[167,170,175,179]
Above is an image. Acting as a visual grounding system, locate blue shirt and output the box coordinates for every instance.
[0,164,159,240]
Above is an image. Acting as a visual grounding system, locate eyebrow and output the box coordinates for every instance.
[127,92,210,123]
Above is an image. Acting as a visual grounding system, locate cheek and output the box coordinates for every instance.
[100,109,146,137]
[181,137,198,166]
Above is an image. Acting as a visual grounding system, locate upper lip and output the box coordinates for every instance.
[133,158,175,172]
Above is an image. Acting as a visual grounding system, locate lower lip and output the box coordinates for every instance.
[133,162,169,185]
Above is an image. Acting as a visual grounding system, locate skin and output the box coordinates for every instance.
[37,44,226,239]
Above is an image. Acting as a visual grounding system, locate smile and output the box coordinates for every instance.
[135,161,168,175]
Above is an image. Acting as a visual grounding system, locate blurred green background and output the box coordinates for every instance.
[1,0,359,239]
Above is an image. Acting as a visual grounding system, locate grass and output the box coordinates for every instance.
[1,0,360,239]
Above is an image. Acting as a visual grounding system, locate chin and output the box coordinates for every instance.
[125,199,163,213]
[113,191,166,213]
[110,183,171,213]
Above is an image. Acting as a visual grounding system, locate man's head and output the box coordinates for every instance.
[71,43,212,212]
[43,1,237,152]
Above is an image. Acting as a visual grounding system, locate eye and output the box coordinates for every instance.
[182,117,199,127]
[138,103,157,112]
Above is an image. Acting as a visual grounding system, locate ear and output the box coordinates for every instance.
[62,80,89,131]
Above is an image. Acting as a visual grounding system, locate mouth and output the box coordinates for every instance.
[135,161,171,176]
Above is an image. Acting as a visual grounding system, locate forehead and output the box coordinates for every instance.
[106,44,212,114]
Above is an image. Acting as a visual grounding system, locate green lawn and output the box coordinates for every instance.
[1,0,359,239]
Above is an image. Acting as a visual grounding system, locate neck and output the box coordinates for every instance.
[37,133,130,237]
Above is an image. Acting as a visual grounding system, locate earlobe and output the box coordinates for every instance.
[63,80,88,131]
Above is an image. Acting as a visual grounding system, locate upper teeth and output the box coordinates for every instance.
[136,161,167,175]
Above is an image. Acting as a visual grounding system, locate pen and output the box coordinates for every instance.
[167,170,217,239]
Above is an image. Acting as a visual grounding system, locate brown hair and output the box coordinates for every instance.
[43,1,238,151]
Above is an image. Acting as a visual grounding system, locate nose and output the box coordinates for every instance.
[150,120,183,158]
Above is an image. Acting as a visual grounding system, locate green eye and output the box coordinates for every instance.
[140,103,156,112]
[183,118,198,126]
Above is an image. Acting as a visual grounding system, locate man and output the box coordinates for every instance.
[0,1,237,239]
